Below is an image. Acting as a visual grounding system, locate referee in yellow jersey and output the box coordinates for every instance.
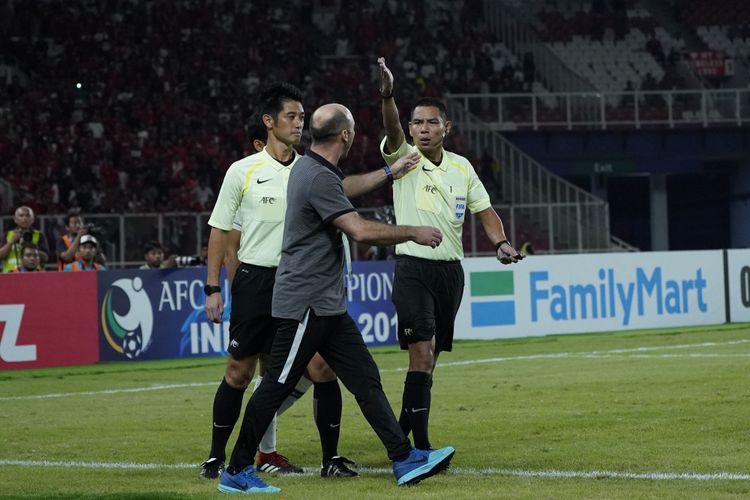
[377,58,524,452]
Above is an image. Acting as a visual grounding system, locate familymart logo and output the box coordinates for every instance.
[469,271,516,327]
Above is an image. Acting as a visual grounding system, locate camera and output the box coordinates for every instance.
[174,255,206,267]
[21,230,34,243]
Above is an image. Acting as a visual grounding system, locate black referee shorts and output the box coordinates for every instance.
[227,263,277,359]
[391,255,464,353]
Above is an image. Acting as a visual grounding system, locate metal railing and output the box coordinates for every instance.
[445,98,624,253]
[448,88,750,130]
[0,212,211,269]
[1,200,634,270]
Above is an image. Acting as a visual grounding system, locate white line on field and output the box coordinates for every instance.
[2,339,748,401]
[1,459,748,481]
[410,339,750,371]
[0,381,217,401]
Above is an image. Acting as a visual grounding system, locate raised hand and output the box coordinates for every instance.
[378,57,394,97]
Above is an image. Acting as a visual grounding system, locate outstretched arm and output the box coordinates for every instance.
[343,152,420,199]
[475,207,524,264]
[333,211,442,248]
[378,57,405,154]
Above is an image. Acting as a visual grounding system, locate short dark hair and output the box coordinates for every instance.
[66,211,82,225]
[310,109,351,144]
[411,97,448,121]
[259,83,303,120]
[247,111,267,144]
[143,240,164,253]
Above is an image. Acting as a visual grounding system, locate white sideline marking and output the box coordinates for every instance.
[2,339,749,401]
[426,339,750,371]
[0,382,216,401]
[1,460,749,481]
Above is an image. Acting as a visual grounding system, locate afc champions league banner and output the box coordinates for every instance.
[98,268,232,361]
[97,262,399,362]
[346,261,399,348]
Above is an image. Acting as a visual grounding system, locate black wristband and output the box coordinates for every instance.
[381,92,393,99]
[204,284,221,296]
[495,240,511,252]
[383,164,394,184]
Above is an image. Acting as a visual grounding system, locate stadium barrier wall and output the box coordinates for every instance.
[727,249,750,323]
[456,251,728,339]
[0,272,99,370]
[1,251,748,370]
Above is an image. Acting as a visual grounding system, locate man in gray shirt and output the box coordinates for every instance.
[218,103,455,495]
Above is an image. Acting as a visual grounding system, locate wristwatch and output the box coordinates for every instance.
[495,240,511,252]
[204,284,221,296]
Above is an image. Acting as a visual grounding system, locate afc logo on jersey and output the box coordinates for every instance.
[260,196,276,204]
[422,185,438,195]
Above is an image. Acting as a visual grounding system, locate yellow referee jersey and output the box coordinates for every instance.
[208,148,299,267]
[381,138,491,261]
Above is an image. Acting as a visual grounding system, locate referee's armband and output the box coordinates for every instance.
[383,164,394,184]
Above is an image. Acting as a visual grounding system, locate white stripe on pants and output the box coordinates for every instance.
[278,308,309,384]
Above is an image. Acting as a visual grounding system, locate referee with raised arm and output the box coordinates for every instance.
[377,58,524,453]
[218,103,455,495]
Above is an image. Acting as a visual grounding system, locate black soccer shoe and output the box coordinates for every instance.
[321,456,359,478]
[199,457,225,479]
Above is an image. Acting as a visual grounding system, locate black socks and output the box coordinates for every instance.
[401,371,433,450]
[313,380,343,462]
[209,378,246,461]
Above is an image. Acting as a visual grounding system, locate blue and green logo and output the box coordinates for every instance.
[470,271,516,327]
[101,277,154,359]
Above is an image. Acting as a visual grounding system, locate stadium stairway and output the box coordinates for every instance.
[445,98,636,254]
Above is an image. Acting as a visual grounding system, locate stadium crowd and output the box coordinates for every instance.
[0,0,515,215]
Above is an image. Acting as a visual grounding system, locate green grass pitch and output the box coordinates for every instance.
[1,324,750,499]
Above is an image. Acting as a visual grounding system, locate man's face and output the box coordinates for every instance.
[145,248,164,267]
[67,216,84,235]
[408,106,448,156]
[14,207,34,229]
[21,248,39,271]
[268,100,304,147]
[79,242,97,262]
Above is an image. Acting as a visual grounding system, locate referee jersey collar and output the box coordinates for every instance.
[306,149,345,180]
[262,147,297,171]
[421,147,448,172]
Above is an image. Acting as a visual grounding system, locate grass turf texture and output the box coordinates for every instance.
[1,324,749,499]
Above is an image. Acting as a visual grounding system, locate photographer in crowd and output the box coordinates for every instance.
[62,235,106,271]
[9,243,43,273]
[56,212,107,270]
[1,206,49,273]
[140,240,177,269]
[56,212,88,271]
